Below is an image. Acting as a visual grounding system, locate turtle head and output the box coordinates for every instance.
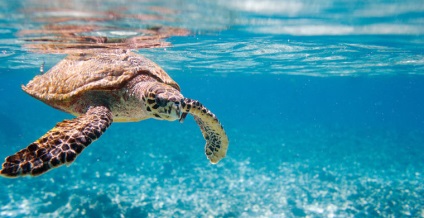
[143,83,183,121]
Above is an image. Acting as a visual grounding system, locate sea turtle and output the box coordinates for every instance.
[0,50,228,177]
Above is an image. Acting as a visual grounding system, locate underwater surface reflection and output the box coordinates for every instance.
[0,0,423,217]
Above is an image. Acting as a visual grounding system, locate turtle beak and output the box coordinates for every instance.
[179,112,188,123]
[175,102,181,120]
[179,99,188,123]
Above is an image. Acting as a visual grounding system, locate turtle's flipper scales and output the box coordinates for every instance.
[0,106,112,177]
[181,98,228,164]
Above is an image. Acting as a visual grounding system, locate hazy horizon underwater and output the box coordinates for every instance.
[1,0,424,217]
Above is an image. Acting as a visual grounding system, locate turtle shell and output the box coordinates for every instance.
[22,50,180,102]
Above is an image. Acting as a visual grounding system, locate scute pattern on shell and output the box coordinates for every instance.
[22,50,180,102]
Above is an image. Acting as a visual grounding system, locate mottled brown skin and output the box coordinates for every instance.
[0,50,228,177]
[1,106,112,177]
[181,99,228,164]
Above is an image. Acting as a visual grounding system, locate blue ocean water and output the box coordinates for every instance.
[1,0,424,217]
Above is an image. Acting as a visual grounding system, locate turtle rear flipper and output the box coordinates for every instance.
[181,98,228,164]
[0,106,112,177]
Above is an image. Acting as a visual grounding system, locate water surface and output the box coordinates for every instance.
[0,0,423,217]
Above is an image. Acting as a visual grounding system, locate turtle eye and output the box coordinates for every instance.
[155,97,168,107]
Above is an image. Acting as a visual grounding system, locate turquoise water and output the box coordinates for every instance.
[1,0,424,217]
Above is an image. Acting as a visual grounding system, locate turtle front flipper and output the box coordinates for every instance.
[180,98,229,164]
[0,106,112,177]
